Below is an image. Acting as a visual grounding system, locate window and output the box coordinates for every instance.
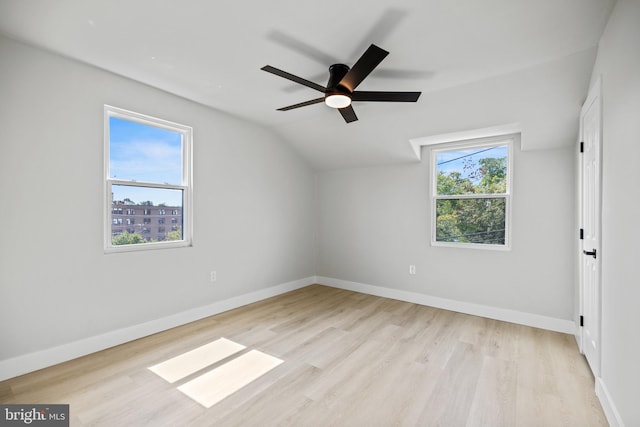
[105,105,192,252]
[431,138,512,249]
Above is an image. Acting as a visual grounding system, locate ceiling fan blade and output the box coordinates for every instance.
[277,97,325,111]
[352,91,421,102]
[338,105,358,123]
[283,72,326,93]
[339,44,389,92]
[261,66,326,93]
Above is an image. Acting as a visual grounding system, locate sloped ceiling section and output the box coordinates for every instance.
[0,0,615,170]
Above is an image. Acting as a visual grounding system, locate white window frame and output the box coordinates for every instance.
[430,136,513,250]
[104,105,193,253]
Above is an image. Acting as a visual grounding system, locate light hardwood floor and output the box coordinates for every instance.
[0,285,607,426]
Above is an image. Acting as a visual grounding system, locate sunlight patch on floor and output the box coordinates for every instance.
[148,337,245,383]
[177,349,284,408]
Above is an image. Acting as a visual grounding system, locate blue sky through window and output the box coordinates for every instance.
[436,145,507,185]
[110,117,183,206]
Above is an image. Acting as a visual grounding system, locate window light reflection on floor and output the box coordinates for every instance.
[178,349,283,408]
[148,338,284,408]
[148,337,245,383]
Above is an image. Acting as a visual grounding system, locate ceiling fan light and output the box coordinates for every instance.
[325,94,351,109]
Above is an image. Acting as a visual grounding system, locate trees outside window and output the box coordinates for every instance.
[432,139,512,249]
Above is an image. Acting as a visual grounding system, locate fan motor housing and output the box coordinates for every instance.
[326,64,351,96]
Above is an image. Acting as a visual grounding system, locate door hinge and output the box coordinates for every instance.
[579,228,584,240]
[580,315,584,327]
[580,141,584,153]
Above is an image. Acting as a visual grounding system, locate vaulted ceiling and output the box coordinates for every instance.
[0,0,615,169]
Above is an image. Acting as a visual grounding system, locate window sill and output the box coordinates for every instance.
[105,240,192,254]
[431,241,511,251]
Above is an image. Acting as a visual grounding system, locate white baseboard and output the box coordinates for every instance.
[0,275,578,382]
[0,276,314,382]
[596,377,625,427]
[316,276,575,334]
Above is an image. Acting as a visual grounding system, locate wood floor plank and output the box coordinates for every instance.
[417,341,485,426]
[0,285,607,426]
[466,355,517,427]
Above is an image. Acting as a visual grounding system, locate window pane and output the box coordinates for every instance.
[109,117,183,184]
[435,198,506,244]
[111,185,183,245]
[436,145,508,195]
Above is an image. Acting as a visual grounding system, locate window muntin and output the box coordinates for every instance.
[105,106,192,252]
[431,139,512,249]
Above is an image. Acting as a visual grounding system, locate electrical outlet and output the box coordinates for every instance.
[209,271,217,283]
[409,265,416,275]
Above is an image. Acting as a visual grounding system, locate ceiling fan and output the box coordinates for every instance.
[261,44,421,123]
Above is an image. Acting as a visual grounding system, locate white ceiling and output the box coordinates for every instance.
[0,0,615,170]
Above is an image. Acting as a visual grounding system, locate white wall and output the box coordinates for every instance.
[317,141,576,321]
[588,1,640,425]
[0,36,316,367]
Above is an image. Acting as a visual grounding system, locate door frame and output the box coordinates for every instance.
[577,76,603,376]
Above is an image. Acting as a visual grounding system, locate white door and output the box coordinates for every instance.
[579,78,602,376]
